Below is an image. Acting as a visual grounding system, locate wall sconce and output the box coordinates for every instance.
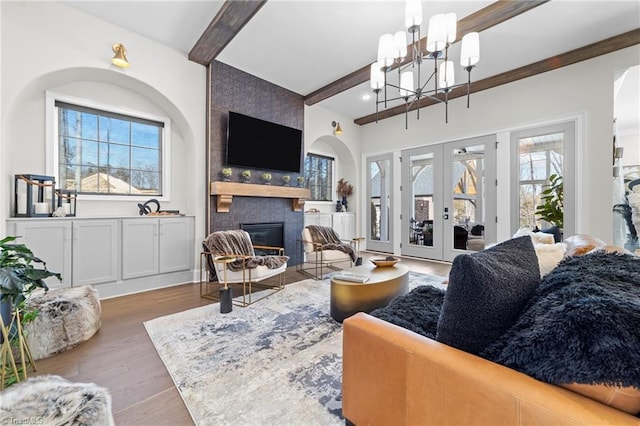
[332,121,343,135]
[112,43,130,68]
[14,174,56,217]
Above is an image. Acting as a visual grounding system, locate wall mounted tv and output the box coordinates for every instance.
[226,111,303,173]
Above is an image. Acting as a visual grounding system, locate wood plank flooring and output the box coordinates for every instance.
[30,252,451,425]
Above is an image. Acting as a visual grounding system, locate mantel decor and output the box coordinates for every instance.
[210,181,310,213]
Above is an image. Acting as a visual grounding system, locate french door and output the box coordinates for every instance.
[401,135,496,262]
[366,154,393,253]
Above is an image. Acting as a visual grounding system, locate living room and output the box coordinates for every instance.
[1,0,639,424]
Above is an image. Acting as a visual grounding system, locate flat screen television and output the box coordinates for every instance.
[226,111,303,173]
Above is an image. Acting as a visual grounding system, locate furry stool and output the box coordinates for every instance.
[25,286,102,360]
[0,375,114,425]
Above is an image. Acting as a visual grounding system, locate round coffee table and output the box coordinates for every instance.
[330,263,409,322]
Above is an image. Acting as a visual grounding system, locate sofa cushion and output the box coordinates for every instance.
[369,285,445,339]
[533,242,566,277]
[481,251,640,414]
[436,236,540,355]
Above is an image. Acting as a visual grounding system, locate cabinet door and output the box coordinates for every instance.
[122,219,159,279]
[12,221,72,289]
[159,217,194,273]
[73,220,119,286]
[333,213,355,241]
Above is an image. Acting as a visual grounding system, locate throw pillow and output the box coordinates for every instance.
[436,236,540,355]
[533,242,566,277]
[512,228,554,244]
[539,225,562,243]
[369,285,445,339]
[481,251,640,414]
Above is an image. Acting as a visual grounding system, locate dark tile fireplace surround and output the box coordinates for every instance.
[209,196,304,266]
[208,60,305,266]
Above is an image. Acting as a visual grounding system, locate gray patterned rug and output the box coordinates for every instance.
[144,272,446,425]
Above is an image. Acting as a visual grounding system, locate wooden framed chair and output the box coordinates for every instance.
[296,225,356,280]
[201,229,289,306]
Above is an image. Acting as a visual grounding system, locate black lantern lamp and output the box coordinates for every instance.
[55,189,77,217]
[14,174,56,217]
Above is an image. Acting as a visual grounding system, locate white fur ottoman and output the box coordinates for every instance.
[0,375,114,425]
[25,286,102,360]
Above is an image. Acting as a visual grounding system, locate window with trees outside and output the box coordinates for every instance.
[56,101,164,196]
[518,132,564,229]
[304,153,333,201]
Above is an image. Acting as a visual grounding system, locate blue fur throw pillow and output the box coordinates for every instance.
[436,236,540,355]
[481,251,640,389]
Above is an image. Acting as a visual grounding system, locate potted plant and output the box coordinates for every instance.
[297,176,305,187]
[262,172,272,184]
[241,170,251,183]
[336,178,354,211]
[282,175,291,186]
[535,173,564,230]
[1,235,61,385]
[221,168,232,182]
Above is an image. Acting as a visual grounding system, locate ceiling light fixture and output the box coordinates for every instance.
[370,0,480,128]
[111,43,130,68]
[332,121,343,135]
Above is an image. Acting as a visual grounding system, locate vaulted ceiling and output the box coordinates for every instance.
[65,0,639,130]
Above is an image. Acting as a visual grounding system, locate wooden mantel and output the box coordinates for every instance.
[209,181,310,213]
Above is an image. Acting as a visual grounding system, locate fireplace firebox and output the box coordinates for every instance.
[240,222,284,256]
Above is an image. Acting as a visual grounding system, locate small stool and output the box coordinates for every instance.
[24,286,102,360]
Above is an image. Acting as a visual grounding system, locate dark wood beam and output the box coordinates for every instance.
[304,0,549,106]
[189,0,267,66]
[354,28,640,125]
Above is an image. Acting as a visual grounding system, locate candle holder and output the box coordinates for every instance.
[14,174,56,217]
[55,189,77,217]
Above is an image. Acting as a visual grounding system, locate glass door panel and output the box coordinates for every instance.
[367,154,393,253]
[401,145,443,259]
[443,136,495,261]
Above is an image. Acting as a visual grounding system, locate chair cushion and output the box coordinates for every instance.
[221,263,287,284]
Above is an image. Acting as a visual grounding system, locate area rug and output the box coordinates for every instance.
[144,272,446,425]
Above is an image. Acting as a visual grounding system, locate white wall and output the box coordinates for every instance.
[353,45,640,244]
[1,2,206,259]
[304,105,364,232]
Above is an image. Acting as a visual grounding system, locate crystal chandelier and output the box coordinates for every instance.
[370,0,480,128]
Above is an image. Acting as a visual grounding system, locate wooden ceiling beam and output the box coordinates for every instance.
[189,0,267,66]
[354,28,640,125]
[303,0,549,106]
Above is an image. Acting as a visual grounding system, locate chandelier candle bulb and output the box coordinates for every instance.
[461,32,480,67]
[427,14,447,52]
[393,31,408,59]
[370,63,384,90]
[377,34,395,68]
[405,0,422,30]
[445,13,457,43]
[439,61,455,89]
[400,71,414,97]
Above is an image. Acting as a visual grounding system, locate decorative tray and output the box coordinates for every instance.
[370,257,399,267]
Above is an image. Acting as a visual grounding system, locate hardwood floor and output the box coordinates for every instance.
[31,252,451,425]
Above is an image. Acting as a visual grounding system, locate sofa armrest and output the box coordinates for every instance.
[343,313,640,426]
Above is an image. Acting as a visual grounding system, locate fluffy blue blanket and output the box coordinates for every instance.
[481,252,640,388]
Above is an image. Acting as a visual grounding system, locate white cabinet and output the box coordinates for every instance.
[121,217,193,279]
[159,217,193,273]
[11,220,72,289]
[72,219,119,286]
[304,212,332,228]
[122,219,159,279]
[332,212,356,241]
[6,216,195,298]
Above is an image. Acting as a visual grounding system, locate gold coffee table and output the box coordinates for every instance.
[330,263,409,322]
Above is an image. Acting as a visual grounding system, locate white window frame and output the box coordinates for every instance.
[46,91,171,201]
